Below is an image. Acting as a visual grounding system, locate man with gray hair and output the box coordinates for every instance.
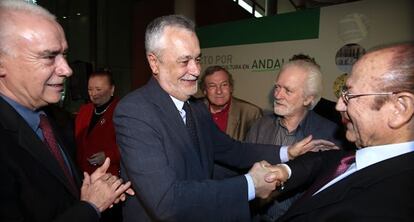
[246,57,346,221]
[114,14,336,222]
[0,1,132,221]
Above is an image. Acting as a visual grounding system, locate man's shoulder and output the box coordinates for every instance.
[231,97,262,112]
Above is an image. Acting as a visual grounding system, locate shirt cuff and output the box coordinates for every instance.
[244,174,256,201]
[279,145,289,163]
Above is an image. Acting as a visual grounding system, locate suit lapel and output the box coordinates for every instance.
[226,98,240,137]
[145,78,203,167]
[0,98,79,197]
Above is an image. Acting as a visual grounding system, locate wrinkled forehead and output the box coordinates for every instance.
[347,50,392,90]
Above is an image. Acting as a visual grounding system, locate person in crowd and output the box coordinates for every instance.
[289,54,343,126]
[75,70,122,222]
[246,57,346,221]
[75,70,120,176]
[113,14,336,222]
[199,65,263,179]
[270,43,414,221]
[0,1,133,221]
[199,65,262,141]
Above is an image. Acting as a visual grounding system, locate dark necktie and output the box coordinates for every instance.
[295,151,356,204]
[39,114,78,194]
[183,102,200,149]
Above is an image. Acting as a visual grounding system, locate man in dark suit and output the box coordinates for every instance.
[114,15,336,222]
[0,1,132,221]
[269,43,414,221]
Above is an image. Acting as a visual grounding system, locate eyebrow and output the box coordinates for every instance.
[176,53,202,61]
[39,49,67,57]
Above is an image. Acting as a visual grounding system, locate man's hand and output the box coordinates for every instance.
[264,164,290,185]
[80,158,135,212]
[248,161,283,199]
[287,135,339,160]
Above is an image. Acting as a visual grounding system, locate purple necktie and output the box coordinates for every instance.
[39,114,77,194]
[295,151,356,204]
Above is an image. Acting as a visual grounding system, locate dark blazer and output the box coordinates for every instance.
[114,78,281,222]
[0,97,99,222]
[277,150,414,222]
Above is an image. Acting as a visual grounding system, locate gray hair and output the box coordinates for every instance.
[145,14,195,57]
[0,0,55,56]
[279,59,323,109]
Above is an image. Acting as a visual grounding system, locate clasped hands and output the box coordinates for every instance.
[80,158,135,212]
[249,135,338,199]
[249,160,288,199]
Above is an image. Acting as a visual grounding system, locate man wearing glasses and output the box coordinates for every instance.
[269,43,414,221]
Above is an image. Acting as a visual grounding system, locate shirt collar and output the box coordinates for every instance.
[0,94,41,132]
[170,95,185,111]
[356,141,414,170]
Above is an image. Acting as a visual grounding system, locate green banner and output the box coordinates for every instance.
[197,8,320,48]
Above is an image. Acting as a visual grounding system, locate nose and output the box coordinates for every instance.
[335,96,346,112]
[55,55,72,77]
[274,87,283,99]
[188,59,201,76]
[89,90,97,98]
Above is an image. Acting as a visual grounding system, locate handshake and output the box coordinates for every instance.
[249,161,289,199]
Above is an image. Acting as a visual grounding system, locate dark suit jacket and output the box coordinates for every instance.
[277,150,414,222]
[114,78,281,222]
[0,97,99,222]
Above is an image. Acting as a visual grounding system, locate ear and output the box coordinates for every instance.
[0,58,6,78]
[111,85,115,96]
[388,92,414,129]
[147,53,160,75]
[303,95,314,107]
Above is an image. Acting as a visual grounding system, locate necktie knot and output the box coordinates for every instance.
[335,152,356,176]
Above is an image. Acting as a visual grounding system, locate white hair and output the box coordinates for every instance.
[0,0,55,56]
[145,14,195,57]
[279,60,323,109]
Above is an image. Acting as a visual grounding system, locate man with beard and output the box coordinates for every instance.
[246,58,345,221]
[270,43,414,221]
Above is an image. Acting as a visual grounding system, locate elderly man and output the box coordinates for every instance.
[246,58,346,221]
[0,1,132,221]
[271,43,414,221]
[200,65,262,141]
[113,15,335,222]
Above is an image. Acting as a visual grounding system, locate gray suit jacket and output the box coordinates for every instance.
[114,78,281,222]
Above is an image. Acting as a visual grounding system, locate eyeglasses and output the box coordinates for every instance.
[341,86,396,104]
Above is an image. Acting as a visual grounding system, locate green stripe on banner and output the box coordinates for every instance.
[197,8,320,48]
